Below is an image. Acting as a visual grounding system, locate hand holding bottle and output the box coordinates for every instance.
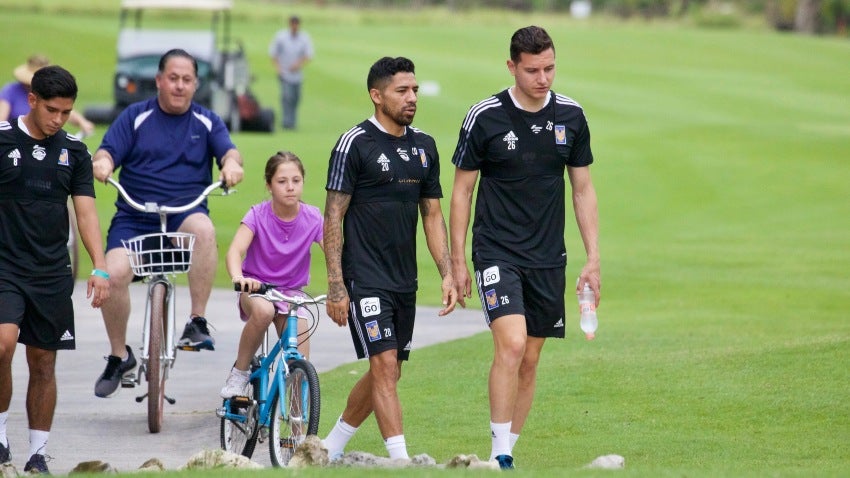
[577,281,598,340]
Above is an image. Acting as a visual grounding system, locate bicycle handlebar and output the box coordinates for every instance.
[106,177,227,215]
[234,282,327,306]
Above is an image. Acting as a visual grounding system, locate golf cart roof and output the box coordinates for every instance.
[117,30,216,62]
[120,0,233,10]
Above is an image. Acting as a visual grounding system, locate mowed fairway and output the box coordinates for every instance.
[2,1,849,476]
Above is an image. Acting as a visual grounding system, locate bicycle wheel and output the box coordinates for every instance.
[147,282,168,433]
[269,359,320,467]
[220,376,260,458]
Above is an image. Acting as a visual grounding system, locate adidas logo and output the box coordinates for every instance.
[377,154,390,171]
[553,318,564,328]
[403,341,412,351]
[60,330,75,341]
[503,131,518,142]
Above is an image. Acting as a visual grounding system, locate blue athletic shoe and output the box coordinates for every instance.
[495,454,514,470]
[178,316,215,350]
[0,440,10,464]
[24,453,49,474]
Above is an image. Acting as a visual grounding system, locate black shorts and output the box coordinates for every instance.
[472,260,566,338]
[345,280,416,361]
[0,274,76,350]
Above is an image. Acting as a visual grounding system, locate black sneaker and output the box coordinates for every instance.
[177,316,215,350]
[94,345,137,398]
[495,454,514,470]
[23,453,49,474]
[0,440,10,464]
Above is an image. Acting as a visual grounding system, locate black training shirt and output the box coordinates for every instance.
[451,89,593,267]
[0,119,94,277]
[326,119,442,292]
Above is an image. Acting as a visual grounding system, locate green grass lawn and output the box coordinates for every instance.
[2,1,849,476]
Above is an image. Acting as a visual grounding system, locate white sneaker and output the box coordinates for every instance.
[219,368,250,398]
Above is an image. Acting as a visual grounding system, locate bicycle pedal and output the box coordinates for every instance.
[229,396,254,407]
[121,373,136,388]
[177,345,201,352]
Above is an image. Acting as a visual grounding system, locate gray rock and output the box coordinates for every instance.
[69,460,117,474]
[181,449,263,470]
[585,454,625,469]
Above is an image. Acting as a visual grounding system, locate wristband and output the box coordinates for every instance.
[91,269,110,280]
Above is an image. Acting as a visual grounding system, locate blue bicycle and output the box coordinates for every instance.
[218,283,325,466]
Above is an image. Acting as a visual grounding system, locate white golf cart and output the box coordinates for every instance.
[85,0,274,133]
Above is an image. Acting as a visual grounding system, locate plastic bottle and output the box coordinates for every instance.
[577,281,597,340]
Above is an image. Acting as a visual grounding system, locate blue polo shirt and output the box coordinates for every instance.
[99,98,235,214]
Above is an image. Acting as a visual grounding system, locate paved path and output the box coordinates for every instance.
[6,283,485,475]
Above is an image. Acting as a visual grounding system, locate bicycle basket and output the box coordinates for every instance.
[122,232,195,277]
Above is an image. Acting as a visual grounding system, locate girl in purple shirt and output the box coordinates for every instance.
[220,151,323,398]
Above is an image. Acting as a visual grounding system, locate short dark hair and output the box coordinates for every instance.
[366,56,415,91]
[158,48,198,76]
[30,65,78,101]
[510,26,555,63]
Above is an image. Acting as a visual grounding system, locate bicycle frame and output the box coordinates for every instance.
[221,287,325,430]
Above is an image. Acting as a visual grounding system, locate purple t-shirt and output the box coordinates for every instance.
[241,200,323,288]
[0,82,30,119]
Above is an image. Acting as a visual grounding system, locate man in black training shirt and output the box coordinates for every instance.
[322,56,457,461]
[450,26,600,469]
[0,65,109,474]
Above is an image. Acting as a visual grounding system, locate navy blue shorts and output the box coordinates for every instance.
[105,207,206,252]
[472,260,566,338]
[345,280,416,361]
[0,274,75,350]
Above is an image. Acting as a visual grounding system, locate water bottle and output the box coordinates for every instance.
[577,281,597,340]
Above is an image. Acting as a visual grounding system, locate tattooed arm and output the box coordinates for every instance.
[324,190,352,326]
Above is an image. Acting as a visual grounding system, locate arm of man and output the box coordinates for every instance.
[91,149,114,183]
[323,190,351,327]
[449,168,479,307]
[568,165,601,306]
[420,197,457,316]
[72,195,109,308]
[219,148,244,188]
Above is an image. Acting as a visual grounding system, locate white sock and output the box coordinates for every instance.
[384,435,409,460]
[510,432,520,453]
[322,415,357,458]
[29,429,49,456]
[489,421,511,460]
[0,411,8,447]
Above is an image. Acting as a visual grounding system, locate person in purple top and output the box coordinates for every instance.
[91,48,245,399]
[0,54,95,136]
[220,151,323,398]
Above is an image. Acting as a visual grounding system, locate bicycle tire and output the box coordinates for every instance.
[220,376,261,458]
[147,282,167,433]
[269,359,320,467]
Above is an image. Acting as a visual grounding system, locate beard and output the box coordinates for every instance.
[381,103,414,127]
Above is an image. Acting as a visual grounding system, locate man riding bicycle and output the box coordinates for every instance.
[91,48,244,399]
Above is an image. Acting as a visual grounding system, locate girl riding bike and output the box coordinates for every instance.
[220,151,324,398]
